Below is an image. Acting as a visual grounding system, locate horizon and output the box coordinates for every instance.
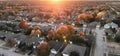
[0,0,120,1]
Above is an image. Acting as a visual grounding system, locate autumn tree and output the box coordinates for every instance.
[30,26,42,37]
[36,41,50,56]
[55,25,74,41]
[19,19,29,29]
[77,13,94,23]
[46,29,56,40]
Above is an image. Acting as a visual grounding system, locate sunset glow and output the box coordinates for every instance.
[50,0,63,3]
[52,0,60,2]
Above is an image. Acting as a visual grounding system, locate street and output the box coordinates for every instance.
[94,28,106,56]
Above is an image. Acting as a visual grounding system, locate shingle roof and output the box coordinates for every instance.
[62,44,86,56]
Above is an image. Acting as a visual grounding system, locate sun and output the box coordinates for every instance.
[49,0,63,4]
[52,0,61,2]
[47,0,64,5]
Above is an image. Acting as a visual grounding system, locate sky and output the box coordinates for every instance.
[31,0,120,1]
[0,0,120,1]
[34,0,120,1]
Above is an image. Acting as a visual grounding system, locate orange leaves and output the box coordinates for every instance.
[30,26,42,37]
[56,25,74,38]
[19,19,28,29]
[78,13,94,19]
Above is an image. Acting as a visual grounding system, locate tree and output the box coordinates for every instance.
[111,11,117,15]
[32,16,40,22]
[36,41,50,56]
[24,26,33,35]
[46,29,56,40]
[77,13,94,23]
[30,26,42,37]
[7,38,17,47]
[67,34,85,46]
[0,12,2,18]
[112,19,120,27]
[114,34,119,41]
[79,31,84,37]
[96,10,106,21]
[55,25,74,41]
[8,10,17,16]
[19,19,28,29]
[114,31,120,42]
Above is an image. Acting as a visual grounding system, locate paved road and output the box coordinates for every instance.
[94,27,106,56]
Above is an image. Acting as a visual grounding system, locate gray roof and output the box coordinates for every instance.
[0,31,42,45]
[48,41,64,51]
[62,44,86,56]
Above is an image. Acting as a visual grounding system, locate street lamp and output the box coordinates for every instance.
[63,36,67,43]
